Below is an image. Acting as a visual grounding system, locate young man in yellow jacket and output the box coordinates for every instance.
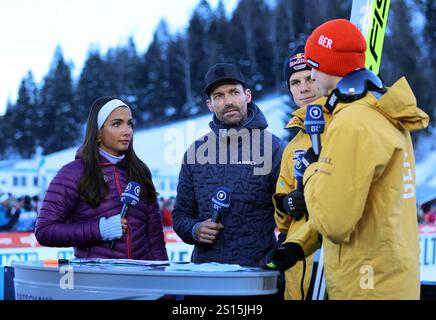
[291,19,429,299]
[267,45,329,300]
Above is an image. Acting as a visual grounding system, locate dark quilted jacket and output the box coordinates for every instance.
[172,103,285,266]
[35,154,168,260]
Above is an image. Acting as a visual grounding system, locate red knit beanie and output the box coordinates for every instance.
[305,19,367,77]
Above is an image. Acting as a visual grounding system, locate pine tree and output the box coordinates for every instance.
[229,0,260,90]
[0,107,14,158]
[135,19,172,126]
[269,6,285,91]
[105,37,141,97]
[273,0,303,93]
[5,98,14,113]
[0,116,5,158]
[225,0,274,95]
[76,47,108,121]
[382,1,430,116]
[207,0,230,65]
[418,0,436,122]
[120,37,143,119]
[12,72,39,158]
[187,0,213,108]
[39,46,78,154]
[167,34,193,120]
[304,0,351,32]
[252,0,275,93]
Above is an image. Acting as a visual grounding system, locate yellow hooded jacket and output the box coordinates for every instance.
[302,77,429,299]
[272,96,332,300]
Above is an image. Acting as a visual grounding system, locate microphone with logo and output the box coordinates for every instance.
[294,104,325,191]
[110,181,141,249]
[211,186,232,224]
[305,104,325,156]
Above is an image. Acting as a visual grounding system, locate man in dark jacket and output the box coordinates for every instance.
[172,63,285,266]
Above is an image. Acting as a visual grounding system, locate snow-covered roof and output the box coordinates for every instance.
[43,148,77,172]
[0,158,42,171]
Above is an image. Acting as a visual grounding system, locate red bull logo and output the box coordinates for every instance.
[294,53,305,59]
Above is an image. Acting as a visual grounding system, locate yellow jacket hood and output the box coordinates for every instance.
[334,77,429,131]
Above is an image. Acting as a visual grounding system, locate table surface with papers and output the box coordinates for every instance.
[11,259,279,300]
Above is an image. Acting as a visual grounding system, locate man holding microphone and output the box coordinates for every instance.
[172,63,285,267]
[289,19,428,299]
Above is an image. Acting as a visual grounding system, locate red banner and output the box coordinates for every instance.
[0,228,183,249]
[0,232,40,249]
[419,224,436,234]
[2,225,435,249]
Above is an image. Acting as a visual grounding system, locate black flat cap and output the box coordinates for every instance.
[204,63,246,96]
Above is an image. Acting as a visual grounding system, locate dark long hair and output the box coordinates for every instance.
[78,96,158,208]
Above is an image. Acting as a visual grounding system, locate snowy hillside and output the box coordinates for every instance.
[5,92,434,204]
[42,94,290,177]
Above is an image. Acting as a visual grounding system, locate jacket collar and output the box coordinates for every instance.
[209,102,268,134]
[286,96,329,130]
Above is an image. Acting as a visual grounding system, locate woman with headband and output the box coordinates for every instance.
[35,96,168,260]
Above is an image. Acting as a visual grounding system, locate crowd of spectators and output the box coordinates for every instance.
[0,193,39,232]
[158,197,175,227]
[0,192,177,233]
[1,191,435,232]
[418,202,436,225]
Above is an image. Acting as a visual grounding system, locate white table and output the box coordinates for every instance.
[12,261,279,300]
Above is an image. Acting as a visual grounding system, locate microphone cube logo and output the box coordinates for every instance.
[306,104,325,135]
[217,190,227,202]
[134,186,141,197]
[122,182,141,205]
[295,158,303,171]
[309,105,322,119]
[293,152,306,181]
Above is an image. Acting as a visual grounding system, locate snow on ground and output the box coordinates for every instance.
[3,93,435,203]
[39,94,289,176]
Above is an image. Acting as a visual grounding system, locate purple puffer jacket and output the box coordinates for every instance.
[35,155,168,260]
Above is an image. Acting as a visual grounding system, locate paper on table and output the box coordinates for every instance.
[67,258,170,266]
[166,262,260,272]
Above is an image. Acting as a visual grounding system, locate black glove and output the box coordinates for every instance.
[279,190,307,220]
[259,233,286,268]
[293,147,320,187]
[263,242,304,272]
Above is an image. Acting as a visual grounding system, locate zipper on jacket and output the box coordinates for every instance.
[219,136,229,264]
[301,259,307,300]
[113,165,132,259]
[126,225,132,259]
[113,165,122,195]
[300,211,309,300]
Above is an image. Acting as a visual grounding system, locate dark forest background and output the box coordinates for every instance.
[0,0,434,159]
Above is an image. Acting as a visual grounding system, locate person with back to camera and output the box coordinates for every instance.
[275,19,429,299]
[35,96,168,260]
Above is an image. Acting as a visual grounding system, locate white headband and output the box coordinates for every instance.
[97,99,130,129]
